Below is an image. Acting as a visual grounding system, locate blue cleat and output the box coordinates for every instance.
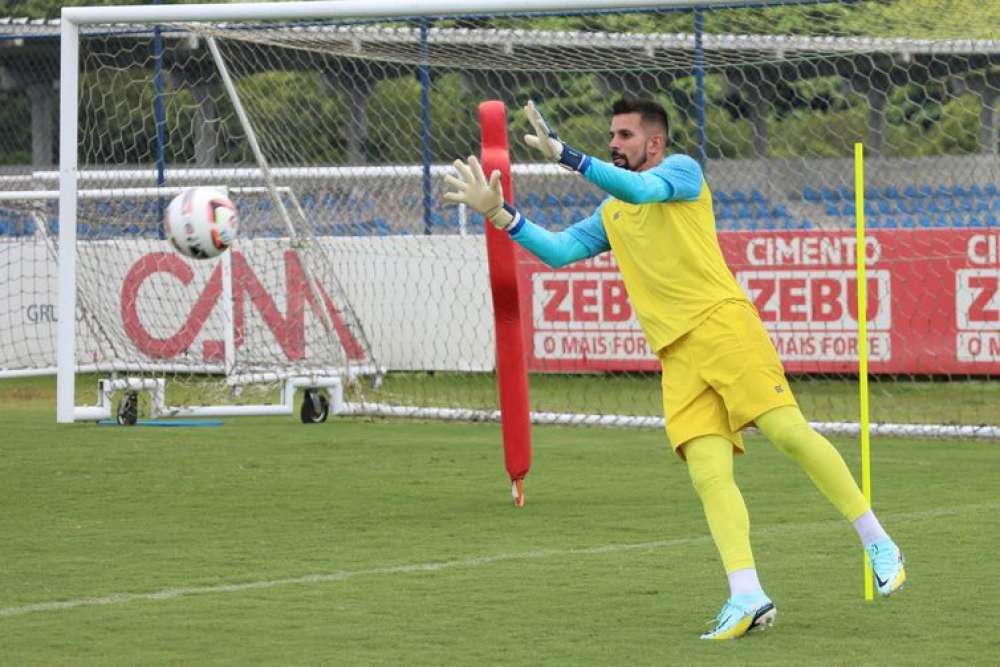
[700,593,776,640]
[867,539,906,596]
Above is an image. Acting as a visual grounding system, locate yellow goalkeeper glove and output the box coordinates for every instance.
[443,155,518,230]
[523,100,589,172]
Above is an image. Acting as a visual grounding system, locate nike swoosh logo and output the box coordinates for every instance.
[875,573,889,588]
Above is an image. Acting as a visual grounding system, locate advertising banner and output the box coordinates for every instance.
[522,230,1000,375]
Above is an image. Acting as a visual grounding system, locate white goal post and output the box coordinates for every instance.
[32,0,1000,436]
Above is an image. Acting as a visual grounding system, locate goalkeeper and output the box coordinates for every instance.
[444,97,906,640]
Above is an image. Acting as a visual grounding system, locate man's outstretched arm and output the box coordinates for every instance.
[442,155,608,268]
[523,100,702,205]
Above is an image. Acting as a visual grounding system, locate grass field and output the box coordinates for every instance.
[2,375,999,665]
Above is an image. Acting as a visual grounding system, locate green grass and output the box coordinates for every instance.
[366,372,1000,427]
[2,375,999,665]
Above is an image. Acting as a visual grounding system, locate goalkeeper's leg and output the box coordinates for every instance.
[684,436,776,639]
[755,405,906,596]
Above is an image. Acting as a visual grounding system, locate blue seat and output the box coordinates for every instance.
[803,186,821,202]
[561,192,578,207]
[918,215,933,228]
[770,203,788,218]
[731,190,749,204]
[582,191,602,207]
[901,216,916,229]
[820,186,839,202]
[877,200,894,215]
[544,193,560,207]
[737,205,753,220]
[750,189,766,203]
[882,216,898,229]
[953,185,969,198]
[837,186,852,201]
[825,203,840,216]
[985,183,999,197]
[987,215,999,228]
[715,191,732,205]
[799,218,814,229]
[883,186,901,199]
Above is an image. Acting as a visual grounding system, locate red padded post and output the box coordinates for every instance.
[478,100,531,505]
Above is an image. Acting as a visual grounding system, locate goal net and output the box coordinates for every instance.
[4,0,998,435]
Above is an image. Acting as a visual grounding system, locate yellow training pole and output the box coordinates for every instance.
[854,142,874,601]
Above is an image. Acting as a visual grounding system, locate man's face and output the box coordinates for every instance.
[608,112,663,172]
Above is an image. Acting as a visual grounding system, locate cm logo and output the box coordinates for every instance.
[120,250,366,362]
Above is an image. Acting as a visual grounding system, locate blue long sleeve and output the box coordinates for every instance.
[509,218,595,268]
[581,154,703,204]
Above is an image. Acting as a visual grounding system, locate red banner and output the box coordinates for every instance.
[521,230,1000,375]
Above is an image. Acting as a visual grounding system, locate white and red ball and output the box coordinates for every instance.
[165,187,238,260]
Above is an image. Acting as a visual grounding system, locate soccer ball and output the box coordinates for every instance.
[164,187,238,260]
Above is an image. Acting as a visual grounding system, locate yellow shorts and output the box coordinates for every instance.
[658,300,797,457]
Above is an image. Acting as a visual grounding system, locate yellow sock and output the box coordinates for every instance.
[755,405,870,521]
[683,436,755,573]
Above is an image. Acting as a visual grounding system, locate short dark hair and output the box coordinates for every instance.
[611,97,669,136]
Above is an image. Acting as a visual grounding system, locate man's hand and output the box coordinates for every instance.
[523,100,589,172]
[523,100,564,162]
[443,155,515,230]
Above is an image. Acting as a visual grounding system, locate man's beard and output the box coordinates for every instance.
[611,150,647,171]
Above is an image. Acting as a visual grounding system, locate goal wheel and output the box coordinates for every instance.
[117,390,139,426]
[300,389,329,424]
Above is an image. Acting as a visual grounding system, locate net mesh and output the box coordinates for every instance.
[1,0,999,431]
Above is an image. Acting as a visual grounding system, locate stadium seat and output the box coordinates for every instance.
[837,186,852,201]
[820,186,839,202]
[988,215,1000,228]
[582,191,602,207]
[731,190,749,203]
[953,185,969,198]
[802,186,821,202]
[877,200,894,215]
[561,192,578,207]
[825,203,840,216]
[985,183,999,197]
[770,203,788,218]
[750,189,766,203]
[883,185,901,199]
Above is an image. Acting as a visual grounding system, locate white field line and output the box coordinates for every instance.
[2,501,995,619]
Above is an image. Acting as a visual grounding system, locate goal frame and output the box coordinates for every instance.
[56,0,737,423]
